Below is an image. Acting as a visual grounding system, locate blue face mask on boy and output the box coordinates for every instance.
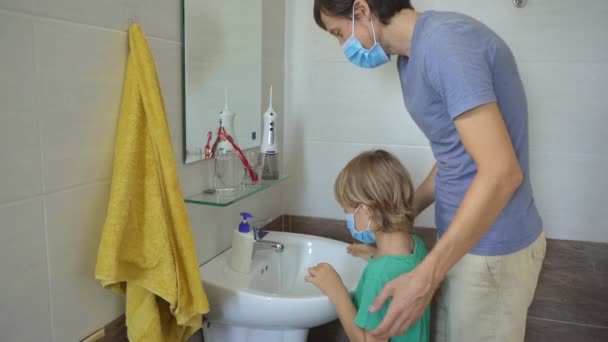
[342,5,390,69]
[345,206,376,244]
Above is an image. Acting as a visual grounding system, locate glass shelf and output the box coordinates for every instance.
[184,175,288,207]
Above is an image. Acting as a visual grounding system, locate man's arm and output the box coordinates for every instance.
[422,102,522,282]
[369,102,523,337]
[413,163,437,217]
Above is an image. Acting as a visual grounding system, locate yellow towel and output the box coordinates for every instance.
[95,24,209,342]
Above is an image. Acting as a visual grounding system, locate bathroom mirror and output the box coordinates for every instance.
[182,0,262,163]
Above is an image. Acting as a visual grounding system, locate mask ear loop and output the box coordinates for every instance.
[352,4,378,46]
[370,12,378,45]
[355,204,371,231]
[363,205,374,231]
[366,219,373,231]
[351,4,356,37]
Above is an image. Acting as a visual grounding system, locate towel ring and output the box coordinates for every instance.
[513,0,527,8]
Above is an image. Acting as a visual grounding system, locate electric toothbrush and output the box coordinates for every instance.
[260,86,279,180]
[218,88,236,152]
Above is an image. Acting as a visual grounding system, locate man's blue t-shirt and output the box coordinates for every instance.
[398,11,542,256]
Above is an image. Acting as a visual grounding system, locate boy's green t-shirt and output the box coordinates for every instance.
[352,235,430,342]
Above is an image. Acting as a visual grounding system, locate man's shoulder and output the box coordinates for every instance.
[419,11,498,49]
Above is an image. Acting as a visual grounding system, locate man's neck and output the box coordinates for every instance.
[380,9,420,57]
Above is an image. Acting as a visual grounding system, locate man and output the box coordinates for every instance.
[313,1,546,341]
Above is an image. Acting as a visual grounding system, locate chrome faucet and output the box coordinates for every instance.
[252,226,284,254]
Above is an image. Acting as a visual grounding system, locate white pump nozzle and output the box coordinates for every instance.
[267,85,274,112]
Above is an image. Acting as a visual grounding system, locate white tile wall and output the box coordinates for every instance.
[0,11,44,204]
[262,0,287,66]
[45,183,124,342]
[132,0,181,42]
[32,0,132,33]
[0,0,32,13]
[0,199,51,342]
[284,0,608,242]
[0,0,285,340]
[531,152,608,242]
[523,61,607,156]
[435,0,608,63]
[36,19,127,192]
[285,61,428,146]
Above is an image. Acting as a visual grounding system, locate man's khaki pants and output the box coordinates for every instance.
[433,233,546,342]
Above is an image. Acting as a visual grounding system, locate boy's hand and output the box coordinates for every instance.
[347,243,376,260]
[305,263,345,298]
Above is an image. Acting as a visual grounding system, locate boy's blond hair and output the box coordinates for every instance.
[334,150,416,233]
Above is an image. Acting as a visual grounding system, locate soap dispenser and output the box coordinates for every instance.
[230,212,255,273]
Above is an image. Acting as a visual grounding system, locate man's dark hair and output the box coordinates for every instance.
[314,0,413,30]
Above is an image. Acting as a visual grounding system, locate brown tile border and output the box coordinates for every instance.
[529,239,608,326]
[308,317,608,342]
[287,215,438,247]
[289,215,357,244]
[263,215,284,232]
[80,314,127,342]
[307,319,348,342]
[525,317,608,342]
[102,314,128,342]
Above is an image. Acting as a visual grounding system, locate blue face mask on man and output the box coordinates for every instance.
[345,205,376,244]
[342,5,390,69]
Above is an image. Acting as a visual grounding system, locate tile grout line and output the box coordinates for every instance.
[33,15,56,338]
[286,139,608,161]
[0,7,30,17]
[288,139,433,150]
[42,198,56,342]
[528,316,608,330]
[34,15,46,197]
[0,180,112,209]
[0,7,180,44]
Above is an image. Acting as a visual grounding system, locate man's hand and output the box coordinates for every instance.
[369,266,437,338]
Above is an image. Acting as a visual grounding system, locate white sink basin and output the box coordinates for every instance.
[200,231,367,342]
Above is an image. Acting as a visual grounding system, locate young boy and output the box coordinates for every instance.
[306,150,430,342]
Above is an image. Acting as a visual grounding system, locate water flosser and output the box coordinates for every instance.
[260,86,279,180]
[218,88,236,152]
